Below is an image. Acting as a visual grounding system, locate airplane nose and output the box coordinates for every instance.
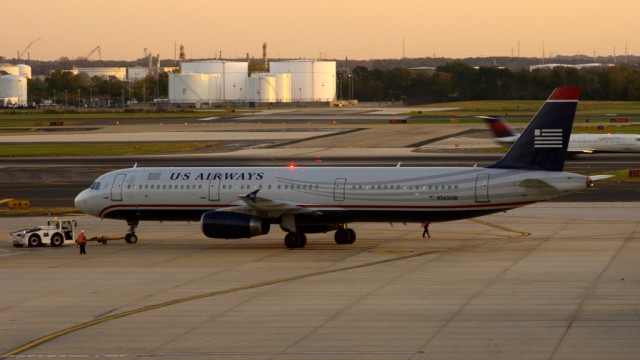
[74,190,89,213]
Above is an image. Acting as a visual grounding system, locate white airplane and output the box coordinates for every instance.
[481,115,640,153]
[75,86,606,248]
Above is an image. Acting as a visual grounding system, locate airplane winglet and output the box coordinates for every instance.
[237,189,260,203]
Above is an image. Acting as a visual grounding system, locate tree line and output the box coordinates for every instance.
[340,61,640,103]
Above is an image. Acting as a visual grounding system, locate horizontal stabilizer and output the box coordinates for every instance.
[589,175,615,181]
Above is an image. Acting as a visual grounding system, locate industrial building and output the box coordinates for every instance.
[73,67,127,81]
[168,59,336,105]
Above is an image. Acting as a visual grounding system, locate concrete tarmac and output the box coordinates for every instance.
[2,202,639,359]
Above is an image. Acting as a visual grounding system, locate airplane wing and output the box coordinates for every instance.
[219,189,323,218]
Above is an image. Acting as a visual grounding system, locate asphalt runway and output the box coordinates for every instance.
[2,203,639,359]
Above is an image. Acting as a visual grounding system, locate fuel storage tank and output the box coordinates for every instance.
[180,60,248,101]
[0,75,28,106]
[269,60,335,102]
[168,73,220,104]
[246,74,276,103]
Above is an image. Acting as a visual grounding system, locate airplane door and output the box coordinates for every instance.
[111,174,126,201]
[208,178,220,201]
[475,174,490,203]
[334,178,346,201]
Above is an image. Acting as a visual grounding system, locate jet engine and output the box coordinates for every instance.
[201,211,270,239]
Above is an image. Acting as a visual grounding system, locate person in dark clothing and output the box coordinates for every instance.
[422,222,430,238]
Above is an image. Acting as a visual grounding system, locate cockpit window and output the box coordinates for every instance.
[90,182,101,190]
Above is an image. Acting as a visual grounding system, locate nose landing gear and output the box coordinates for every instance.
[124,219,139,244]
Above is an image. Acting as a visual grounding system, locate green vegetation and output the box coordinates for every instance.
[0,142,220,157]
[593,170,640,183]
[406,100,640,117]
[0,109,250,122]
[343,62,640,103]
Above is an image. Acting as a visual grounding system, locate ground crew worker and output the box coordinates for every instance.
[422,222,430,238]
[77,230,87,255]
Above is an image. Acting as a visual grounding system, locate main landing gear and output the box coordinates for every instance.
[334,226,356,245]
[282,225,357,249]
[124,219,139,244]
[284,232,307,249]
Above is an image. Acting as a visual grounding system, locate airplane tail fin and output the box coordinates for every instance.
[488,86,580,171]
[478,115,518,137]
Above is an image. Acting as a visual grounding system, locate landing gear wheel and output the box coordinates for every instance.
[298,233,307,248]
[28,235,40,248]
[125,234,138,244]
[334,228,351,245]
[51,234,64,247]
[284,232,307,249]
[346,228,356,244]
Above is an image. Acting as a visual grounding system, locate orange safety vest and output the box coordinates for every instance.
[77,233,85,243]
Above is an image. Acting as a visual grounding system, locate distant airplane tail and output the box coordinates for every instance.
[488,86,580,171]
[479,115,518,138]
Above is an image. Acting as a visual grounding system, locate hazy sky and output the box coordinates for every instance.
[4,0,639,61]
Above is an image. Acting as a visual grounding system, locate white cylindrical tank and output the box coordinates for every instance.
[270,60,336,102]
[180,61,248,101]
[246,74,276,103]
[17,64,32,79]
[0,75,28,106]
[0,63,19,76]
[274,73,291,102]
[221,62,248,101]
[168,73,220,104]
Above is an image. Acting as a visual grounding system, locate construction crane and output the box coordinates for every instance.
[18,37,42,60]
[79,46,102,61]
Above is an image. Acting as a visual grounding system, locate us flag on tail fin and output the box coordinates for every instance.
[534,129,563,148]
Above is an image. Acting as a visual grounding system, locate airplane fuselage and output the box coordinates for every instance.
[568,134,640,153]
[75,166,589,225]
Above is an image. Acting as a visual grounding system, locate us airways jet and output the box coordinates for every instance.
[481,115,640,153]
[75,86,604,248]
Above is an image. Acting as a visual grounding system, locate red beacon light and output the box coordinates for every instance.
[287,162,296,169]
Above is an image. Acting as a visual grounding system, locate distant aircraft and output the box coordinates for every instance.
[481,115,640,153]
[75,86,607,248]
